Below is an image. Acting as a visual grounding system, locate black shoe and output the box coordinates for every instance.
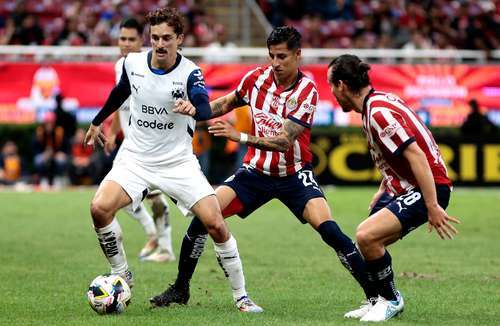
[150,283,190,308]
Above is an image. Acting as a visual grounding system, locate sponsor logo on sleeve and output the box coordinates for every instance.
[379,122,399,138]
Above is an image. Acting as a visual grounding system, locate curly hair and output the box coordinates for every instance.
[146,7,184,35]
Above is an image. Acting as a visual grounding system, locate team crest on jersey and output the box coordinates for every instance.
[171,88,185,100]
[286,97,298,110]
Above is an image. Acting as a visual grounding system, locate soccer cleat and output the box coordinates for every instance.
[360,292,404,322]
[150,283,190,308]
[235,296,264,313]
[141,248,176,263]
[138,237,158,259]
[118,270,134,289]
[344,299,374,319]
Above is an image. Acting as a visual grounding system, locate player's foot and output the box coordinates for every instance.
[138,237,158,259]
[344,299,375,319]
[150,283,190,308]
[117,270,134,289]
[235,296,264,313]
[141,248,176,263]
[360,292,404,322]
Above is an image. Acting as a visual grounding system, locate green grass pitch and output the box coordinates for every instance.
[0,187,499,325]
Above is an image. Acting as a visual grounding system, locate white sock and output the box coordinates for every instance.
[124,203,156,237]
[157,225,174,255]
[95,218,128,275]
[214,234,247,301]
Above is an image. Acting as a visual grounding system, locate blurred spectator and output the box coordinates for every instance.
[10,14,44,45]
[69,128,100,185]
[54,94,77,142]
[202,24,240,63]
[193,121,212,176]
[232,106,252,170]
[0,141,22,185]
[460,99,497,136]
[33,111,69,187]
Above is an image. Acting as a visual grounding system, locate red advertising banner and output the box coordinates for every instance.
[1,62,500,126]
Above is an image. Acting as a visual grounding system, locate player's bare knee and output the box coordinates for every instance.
[204,219,228,242]
[90,200,114,224]
[355,228,375,250]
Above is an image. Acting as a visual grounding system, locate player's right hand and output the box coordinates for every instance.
[84,124,106,149]
[427,204,460,240]
[173,99,196,116]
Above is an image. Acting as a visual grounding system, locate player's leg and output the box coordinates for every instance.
[149,186,240,307]
[356,208,405,322]
[141,192,175,262]
[122,202,158,259]
[90,180,133,285]
[191,195,262,312]
[301,198,378,309]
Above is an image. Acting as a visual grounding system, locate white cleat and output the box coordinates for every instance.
[360,292,404,322]
[141,249,176,263]
[117,270,134,289]
[235,296,264,313]
[344,299,374,319]
[138,237,158,259]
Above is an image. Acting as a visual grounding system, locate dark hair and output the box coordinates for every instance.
[328,54,371,93]
[267,26,301,50]
[120,17,143,35]
[146,7,184,35]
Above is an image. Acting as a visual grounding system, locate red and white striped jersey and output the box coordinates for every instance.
[362,89,452,195]
[235,66,318,177]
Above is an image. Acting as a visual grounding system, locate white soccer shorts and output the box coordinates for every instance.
[103,155,214,216]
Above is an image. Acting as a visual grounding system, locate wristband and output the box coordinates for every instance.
[239,132,248,144]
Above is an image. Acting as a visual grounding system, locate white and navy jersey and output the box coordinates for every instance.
[116,51,207,166]
[114,57,131,135]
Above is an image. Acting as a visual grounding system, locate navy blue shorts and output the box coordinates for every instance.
[223,165,325,223]
[370,185,451,237]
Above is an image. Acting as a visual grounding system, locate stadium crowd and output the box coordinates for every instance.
[259,0,500,51]
[0,0,223,47]
[1,0,499,51]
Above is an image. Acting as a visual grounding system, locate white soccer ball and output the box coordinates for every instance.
[87,274,131,314]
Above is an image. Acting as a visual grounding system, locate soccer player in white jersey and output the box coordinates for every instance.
[106,17,175,263]
[328,54,460,321]
[84,7,260,311]
[151,27,375,314]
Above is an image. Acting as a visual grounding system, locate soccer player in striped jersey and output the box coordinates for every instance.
[85,7,260,311]
[151,27,374,314]
[105,17,175,263]
[327,54,460,322]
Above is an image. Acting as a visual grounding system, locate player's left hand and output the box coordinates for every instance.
[173,99,196,116]
[208,120,240,142]
[427,204,460,240]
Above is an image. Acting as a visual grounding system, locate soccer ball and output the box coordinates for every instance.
[87,274,131,314]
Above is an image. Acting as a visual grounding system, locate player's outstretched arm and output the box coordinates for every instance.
[208,118,304,152]
[403,142,460,239]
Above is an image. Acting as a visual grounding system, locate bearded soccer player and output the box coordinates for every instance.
[151,27,374,314]
[84,7,260,311]
[104,17,175,263]
[327,54,460,322]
